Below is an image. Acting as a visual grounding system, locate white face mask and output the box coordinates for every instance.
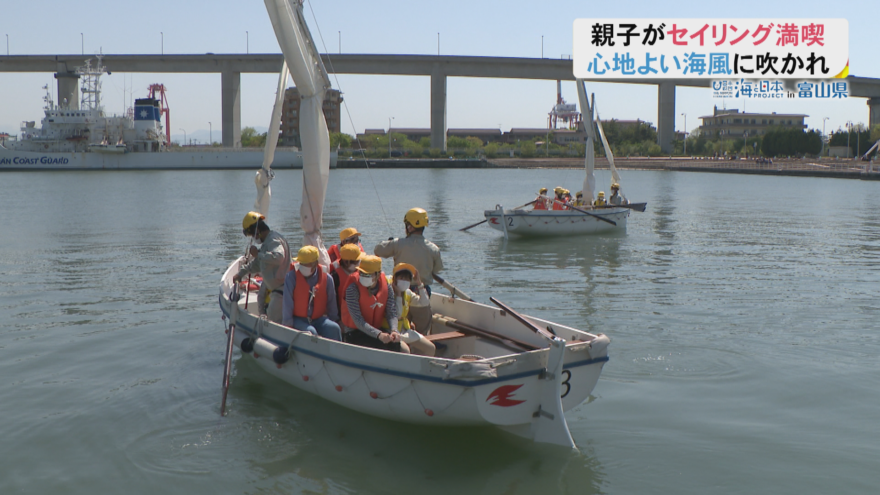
[396,280,411,292]
[298,265,314,277]
[359,275,373,287]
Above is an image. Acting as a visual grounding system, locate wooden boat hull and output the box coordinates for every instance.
[483,207,629,236]
[218,258,609,447]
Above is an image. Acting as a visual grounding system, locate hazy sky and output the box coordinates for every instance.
[1,0,877,142]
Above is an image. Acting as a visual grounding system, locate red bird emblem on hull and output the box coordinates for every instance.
[486,384,526,407]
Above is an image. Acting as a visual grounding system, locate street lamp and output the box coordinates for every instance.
[246,31,249,54]
[388,117,394,157]
[6,34,8,56]
[208,122,212,145]
[161,32,164,55]
[338,31,341,54]
[80,33,83,55]
[681,112,687,155]
[846,121,852,158]
[541,35,544,58]
[822,117,829,156]
[857,123,861,159]
[437,33,440,55]
[179,128,187,146]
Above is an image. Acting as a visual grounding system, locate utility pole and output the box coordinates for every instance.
[541,35,544,58]
[437,33,440,55]
[681,112,687,155]
[847,121,852,158]
[822,117,829,156]
[180,128,186,146]
[80,33,83,55]
[388,117,394,157]
[161,32,164,55]
[209,122,212,145]
[246,31,249,54]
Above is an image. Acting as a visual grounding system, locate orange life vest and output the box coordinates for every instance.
[341,272,388,329]
[552,197,567,210]
[293,265,328,319]
[334,265,357,307]
[533,196,548,210]
[328,242,364,263]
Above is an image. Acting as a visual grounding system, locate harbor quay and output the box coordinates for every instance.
[335,156,880,180]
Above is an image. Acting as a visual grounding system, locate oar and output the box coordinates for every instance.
[552,199,617,226]
[489,297,556,340]
[221,286,240,416]
[433,273,474,301]
[597,202,647,212]
[459,200,536,231]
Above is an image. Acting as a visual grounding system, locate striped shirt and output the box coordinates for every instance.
[344,282,398,339]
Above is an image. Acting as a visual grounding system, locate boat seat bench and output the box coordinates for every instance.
[424,331,467,342]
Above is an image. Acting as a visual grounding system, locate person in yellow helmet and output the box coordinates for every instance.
[573,191,585,206]
[533,187,550,210]
[232,212,291,323]
[340,255,404,352]
[281,246,342,341]
[609,182,628,205]
[374,207,443,296]
[327,227,365,267]
[551,187,568,210]
[593,191,607,207]
[386,263,435,356]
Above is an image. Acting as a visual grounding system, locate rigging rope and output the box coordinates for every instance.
[305,0,394,234]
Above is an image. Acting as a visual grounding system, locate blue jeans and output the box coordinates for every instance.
[292,316,342,341]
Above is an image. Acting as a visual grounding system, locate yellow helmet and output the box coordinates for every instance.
[357,255,383,274]
[611,182,620,190]
[339,227,363,242]
[539,187,548,194]
[597,191,605,198]
[339,244,363,261]
[575,191,583,198]
[554,186,565,194]
[242,211,265,230]
[295,246,319,264]
[404,208,429,228]
[393,262,418,278]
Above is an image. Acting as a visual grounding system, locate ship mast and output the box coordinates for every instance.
[76,54,108,112]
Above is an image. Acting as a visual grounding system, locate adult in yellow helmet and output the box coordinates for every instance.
[232,212,291,323]
[281,246,342,341]
[593,191,607,207]
[327,227,365,267]
[386,263,435,357]
[609,182,628,206]
[340,255,405,352]
[573,191,585,206]
[374,207,443,296]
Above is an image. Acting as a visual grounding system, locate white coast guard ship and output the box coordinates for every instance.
[0,56,334,171]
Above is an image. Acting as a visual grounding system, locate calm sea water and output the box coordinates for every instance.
[1,168,878,494]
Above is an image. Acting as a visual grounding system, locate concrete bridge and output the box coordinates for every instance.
[3,53,879,151]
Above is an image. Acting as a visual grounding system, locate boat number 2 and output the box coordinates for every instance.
[560,370,571,398]
[506,217,514,227]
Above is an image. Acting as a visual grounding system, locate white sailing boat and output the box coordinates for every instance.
[483,83,644,238]
[217,0,609,449]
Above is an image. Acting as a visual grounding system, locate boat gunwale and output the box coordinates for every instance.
[217,294,609,388]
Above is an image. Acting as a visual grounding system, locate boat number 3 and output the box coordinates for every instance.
[560,370,571,398]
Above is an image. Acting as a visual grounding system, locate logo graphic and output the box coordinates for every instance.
[486,384,526,407]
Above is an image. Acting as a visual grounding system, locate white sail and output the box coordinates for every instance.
[254,62,291,217]
[576,80,596,204]
[594,105,621,188]
[264,0,333,265]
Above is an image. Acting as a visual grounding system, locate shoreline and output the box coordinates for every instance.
[336,157,880,180]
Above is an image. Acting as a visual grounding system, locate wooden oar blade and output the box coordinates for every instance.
[459,219,487,231]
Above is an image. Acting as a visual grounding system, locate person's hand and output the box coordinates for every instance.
[232,274,241,284]
[249,246,259,257]
[413,272,422,287]
[378,333,392,344]
[389,332,401,343]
